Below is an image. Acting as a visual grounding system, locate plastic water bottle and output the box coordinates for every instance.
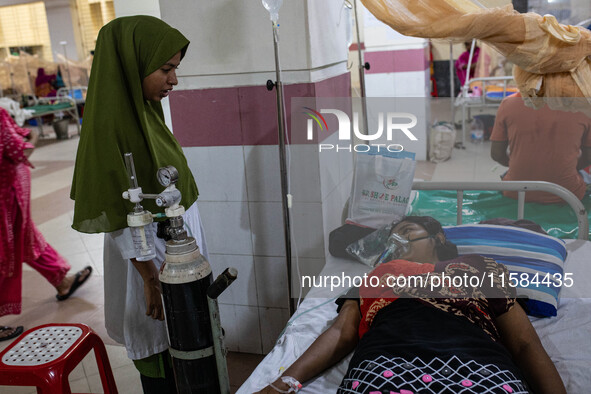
[470,118,484,144]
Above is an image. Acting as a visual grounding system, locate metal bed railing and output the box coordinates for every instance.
[412,181,589,240]
[456,75,515,146]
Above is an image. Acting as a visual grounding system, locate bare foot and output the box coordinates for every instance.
[55,267,92,298]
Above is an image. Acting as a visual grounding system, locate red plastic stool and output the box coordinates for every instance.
[0,323,118,394]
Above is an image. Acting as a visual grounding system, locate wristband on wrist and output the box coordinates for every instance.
[281,376,302,392]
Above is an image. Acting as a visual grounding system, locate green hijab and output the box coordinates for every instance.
[71,16,199,233]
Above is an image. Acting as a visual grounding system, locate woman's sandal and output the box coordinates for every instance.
[56,266,93,301]
[0,326,23,342]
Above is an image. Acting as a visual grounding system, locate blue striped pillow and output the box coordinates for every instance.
[443,224,567,317]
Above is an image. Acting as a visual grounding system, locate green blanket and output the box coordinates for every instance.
[28,102,73,115]
[407,189,591,240]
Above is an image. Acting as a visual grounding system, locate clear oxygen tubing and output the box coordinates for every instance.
[270,18,295,316]
[276,295,341,342]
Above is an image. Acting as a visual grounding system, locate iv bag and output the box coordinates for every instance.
[262,0,283,23]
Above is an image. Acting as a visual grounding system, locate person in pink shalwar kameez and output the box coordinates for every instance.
[0,108,91,341]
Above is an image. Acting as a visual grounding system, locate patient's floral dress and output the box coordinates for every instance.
[336,255,530,393]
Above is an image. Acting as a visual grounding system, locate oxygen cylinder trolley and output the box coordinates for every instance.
[122,152,237,393]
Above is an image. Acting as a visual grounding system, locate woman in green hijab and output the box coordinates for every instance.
[71,16,207,393]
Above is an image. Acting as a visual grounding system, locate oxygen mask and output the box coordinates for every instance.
[346,225,435,268]
[375,232,410,265]
[376,232,434,265]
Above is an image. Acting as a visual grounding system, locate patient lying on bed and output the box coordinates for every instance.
[257,216,565,394]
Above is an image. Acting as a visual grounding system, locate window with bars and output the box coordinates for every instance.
[74,0,115,57]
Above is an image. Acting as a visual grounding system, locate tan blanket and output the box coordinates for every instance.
[360,0,591,112]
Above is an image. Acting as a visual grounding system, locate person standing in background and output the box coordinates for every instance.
[490,93,591,203]
[455,41,480,87]
[0,108,92,342]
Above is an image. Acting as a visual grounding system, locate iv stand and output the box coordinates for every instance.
[450,40,455,131]
[353,0,370,135]
[267,21,295,315]
[60,41,74,90]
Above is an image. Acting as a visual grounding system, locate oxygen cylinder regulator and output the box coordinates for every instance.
[122,152,237,394]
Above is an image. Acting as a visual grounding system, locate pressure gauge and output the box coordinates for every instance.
[157,166,179,187]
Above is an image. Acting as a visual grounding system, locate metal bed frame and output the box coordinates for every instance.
[412,180,589,240]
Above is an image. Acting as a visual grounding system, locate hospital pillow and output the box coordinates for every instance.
[443,224,567,317]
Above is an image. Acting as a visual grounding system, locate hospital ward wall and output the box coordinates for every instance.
[155,0,353,354]
[358,2,430,159]
[44,0,83,61]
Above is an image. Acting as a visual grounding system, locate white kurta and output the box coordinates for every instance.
[103,202,208,360]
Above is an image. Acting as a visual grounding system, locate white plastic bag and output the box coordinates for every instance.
[347,149,416,228]
[429,121,456,163]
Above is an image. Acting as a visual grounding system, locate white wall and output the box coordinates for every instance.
[307,0,350,69]
[113,0,160,18]
[159,0,348,89]
[112,0,177,129]
[44,0,81,61]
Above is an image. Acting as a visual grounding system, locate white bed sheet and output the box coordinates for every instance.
[238,239,591,394]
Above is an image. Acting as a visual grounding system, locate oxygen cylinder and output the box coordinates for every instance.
[159,236,219,394]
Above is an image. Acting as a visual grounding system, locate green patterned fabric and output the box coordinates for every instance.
[71,15,198,233]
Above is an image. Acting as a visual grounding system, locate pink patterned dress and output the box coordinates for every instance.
[0,108,70,316]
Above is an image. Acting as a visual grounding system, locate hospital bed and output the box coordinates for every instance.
[455,40,518,146]
[24,95,81,137]
[238,181,591,393]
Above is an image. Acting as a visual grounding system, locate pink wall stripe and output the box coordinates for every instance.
[364,48,429,74]
[170,72,351,147]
